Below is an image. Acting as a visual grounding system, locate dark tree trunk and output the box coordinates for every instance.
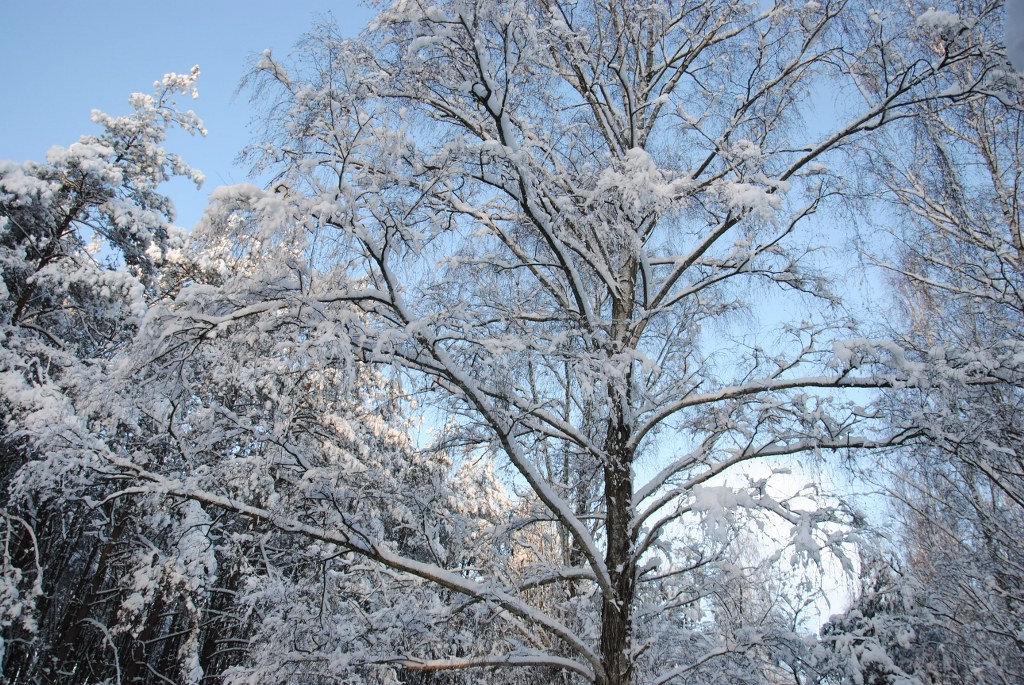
[600,416,635,685]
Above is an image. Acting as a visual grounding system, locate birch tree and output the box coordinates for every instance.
[121,1,1013,683]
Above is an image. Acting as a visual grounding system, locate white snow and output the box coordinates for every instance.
[717,180,784,222]
[916,9,964,35]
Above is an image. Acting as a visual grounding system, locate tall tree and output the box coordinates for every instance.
[103,2,1008,683]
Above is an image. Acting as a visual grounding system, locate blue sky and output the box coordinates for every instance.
[3,1,1019,231]
[0,0,375,227]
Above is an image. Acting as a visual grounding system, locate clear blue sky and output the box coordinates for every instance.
[0,0,375,228]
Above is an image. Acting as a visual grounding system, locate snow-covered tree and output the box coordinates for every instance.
[0,80,512,681]
[831,4,1024,680]
[122,191,515,682]
[0,67,205,680]
[98,2,1012,684]
[0,65,204,474]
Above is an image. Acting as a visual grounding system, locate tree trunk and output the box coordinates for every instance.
[600,417,635,685]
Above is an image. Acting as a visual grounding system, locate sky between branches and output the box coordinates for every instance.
[1,1,1021,231]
